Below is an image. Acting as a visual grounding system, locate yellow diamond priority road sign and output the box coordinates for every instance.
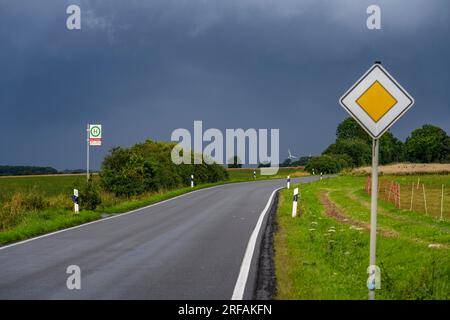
[340,64,414,139]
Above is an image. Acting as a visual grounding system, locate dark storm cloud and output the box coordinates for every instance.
[0,0,449,170]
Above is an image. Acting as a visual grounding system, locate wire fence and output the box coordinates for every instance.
[364,176,449,220]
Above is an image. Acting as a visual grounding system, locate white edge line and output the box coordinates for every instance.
[231,187,283,300]
[0,183,236,251]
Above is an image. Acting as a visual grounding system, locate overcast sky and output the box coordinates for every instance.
[1,0,449,170]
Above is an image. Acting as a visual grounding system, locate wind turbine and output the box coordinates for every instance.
[287,149,298,160]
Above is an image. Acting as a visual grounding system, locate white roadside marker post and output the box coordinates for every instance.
[339,61,414,300]
[287,175,290,189]
[320,172,323,180]
[73,189,79,214]
[253,170,256,180]
[292,188,299,218]
[191,175,194,188]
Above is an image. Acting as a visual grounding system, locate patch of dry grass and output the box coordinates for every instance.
[353,163,450,175]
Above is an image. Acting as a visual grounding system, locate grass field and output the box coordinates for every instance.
[0,174,85,203]
[0,167,306,202]
[372,175,450,219]
[275,175,450,300]
[0,167,307,245]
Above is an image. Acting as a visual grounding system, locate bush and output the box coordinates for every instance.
[75,179,102,210]
[305,154,352,174]
[100,140,228,197]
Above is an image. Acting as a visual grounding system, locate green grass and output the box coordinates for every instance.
[382,174,450,187]
[0,168,306,246]
[0,209,102,245]
[0,175,85,202]
[0,167,306,202]
[0,181,231,246]
[275,175,450,300]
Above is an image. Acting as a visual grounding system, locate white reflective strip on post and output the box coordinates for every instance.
[191,175,194,188]
[292,188,299,218]
[73,189,79,214]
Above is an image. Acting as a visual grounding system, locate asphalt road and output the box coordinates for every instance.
[0,176,320,299]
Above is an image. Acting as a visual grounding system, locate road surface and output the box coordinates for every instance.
[0,176,320,299]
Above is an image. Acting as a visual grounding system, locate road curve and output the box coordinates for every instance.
[0,176,320,299]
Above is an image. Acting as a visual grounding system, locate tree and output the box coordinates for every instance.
[305,154,352,174]
[281,156,311,167]
[227,156,242,168]
[405,125,450,163]
[336,117,371,143]
[258,161,271,168]
[332,117,406,165]
[323,138,371,167]
[379,132,405,164]
[280,159,292,167]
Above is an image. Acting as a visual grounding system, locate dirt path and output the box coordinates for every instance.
[319,191,397,237]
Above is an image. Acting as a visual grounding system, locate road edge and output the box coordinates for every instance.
[253,190,279,300]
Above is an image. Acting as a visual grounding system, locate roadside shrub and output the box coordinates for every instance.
[0,191,49,231]
[305,154,351,174]
[100,140,228,197]
[0,196,26,231]
[75,179,102,210]
[48,194,73,210]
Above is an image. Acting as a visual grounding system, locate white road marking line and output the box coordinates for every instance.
[231,187,283,300]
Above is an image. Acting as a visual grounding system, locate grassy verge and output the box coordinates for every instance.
[275,175,450,299]
[0,180,237,246]
[0,167,307,246]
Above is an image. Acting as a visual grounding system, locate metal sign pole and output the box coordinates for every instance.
[369,138,379,300]
[87,125,90,182]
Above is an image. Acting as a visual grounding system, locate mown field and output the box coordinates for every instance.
[275,175,450,300]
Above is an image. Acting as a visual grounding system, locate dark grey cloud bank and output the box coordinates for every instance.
[0,0,449,170]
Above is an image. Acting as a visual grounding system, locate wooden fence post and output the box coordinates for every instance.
[441,184,445,220]
[422,184,428,216]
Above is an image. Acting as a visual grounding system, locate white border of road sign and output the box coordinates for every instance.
[339,64,414,139]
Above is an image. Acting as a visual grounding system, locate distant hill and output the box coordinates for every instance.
[0,165,58,176]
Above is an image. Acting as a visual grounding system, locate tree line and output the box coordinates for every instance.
[0,166,58,176]
[304,118,449,174]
